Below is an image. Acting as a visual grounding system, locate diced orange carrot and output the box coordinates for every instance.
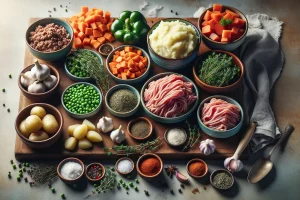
[90,39,97,45]
[132,55,141,62]
[126,70,132,77]
[221,37,229,42]
[211,13,222,23]
[78,32,86,40]
[124,46,133,52]
[86,10,94,16]
[74,37,83,48]
[223,12,233,20]
[116,56,123,63]
[202,25,213,36]
[114,51,120,56]
[113,55,118,62]
[85,16,94,24]
[93,41,101,49]
[120,50,125,56]
[73,28,79,37]
[203,10,212,21]
[89,35,94,40]
[225,9,239,18]
[202,21,209,27]
[93,15,102,22]
[98,24,107,32]
[93,29,102,38]
[212,11,221,14]
[97,37,106,45]
[78,22,88,33]
[101,18,108,24]
[109,62,117,68]
[111,68,118,75]
[222,30,232,39]
[95,9,103,16]
[104,11,111,20]
[104,32,115,42]
[120,61,126,68]
[209,33,220,41]
[70,16,78,22]
[138,62,145,70]
[136,50,142,56]
[121,73,127,80]
[106,22,113,31]
[214,23,225,35]
[83,38,91,45]
[231,27,239,35]
[141,68,147,74]
[85,28,93,35]
[213,4,223,12]
[236,18,246,28]
[129,73,136,79]
[117,74,122,79]
[81,6,89,13]
[95,22,101,26]
[90,22,97,30]
[135,71,142,77]
[142,58,148,65]
[207,19,217,28]
[71,22,79,29]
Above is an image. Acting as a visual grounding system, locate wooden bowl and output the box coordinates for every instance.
[127,117,153,140]
[186,158,208,178]
[210,169,235,190]
[57,157,85,185]
[115,157,134,175]
[18,63,60,102]
[85,162,105,182]
[136,153,163,180]
[192,50,244,94]
[15,103,63,149]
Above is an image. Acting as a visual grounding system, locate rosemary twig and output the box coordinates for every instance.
[182,121,201,151]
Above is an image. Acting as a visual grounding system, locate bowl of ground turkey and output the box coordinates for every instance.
[25,18,74,61]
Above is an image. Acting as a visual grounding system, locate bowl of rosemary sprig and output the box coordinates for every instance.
[192,50,244,94]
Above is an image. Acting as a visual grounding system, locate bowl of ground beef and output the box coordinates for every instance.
[25,18,73,61]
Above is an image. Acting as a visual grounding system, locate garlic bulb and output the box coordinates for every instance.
[199,139,216,155]
[43,75,57,89]
[97,116,113,133]
[20,71,36,88]
[224,157,243,172]
[28,81,46,93]
[31,59,50,81]
[110,125,125,144]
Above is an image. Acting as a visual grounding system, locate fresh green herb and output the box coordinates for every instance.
[27,164,57,185]
[182,121,201,151]
[198,52,240,87]
[104,137,162,156]
[220,18,233,26]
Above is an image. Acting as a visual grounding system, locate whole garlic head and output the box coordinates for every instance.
[199,139,216,155]
[224,157,243,172]
[110,125,125,144]
[97,116,114,133]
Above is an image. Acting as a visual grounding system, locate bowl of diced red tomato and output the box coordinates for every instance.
[198,4,248,51]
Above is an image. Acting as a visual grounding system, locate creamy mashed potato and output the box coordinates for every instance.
[149,20,198,59]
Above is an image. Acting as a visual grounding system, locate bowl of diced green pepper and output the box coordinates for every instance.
[64,49,103,82]
[61,82,102,119]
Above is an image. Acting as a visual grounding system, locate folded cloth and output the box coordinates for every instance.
[193,9,284,153]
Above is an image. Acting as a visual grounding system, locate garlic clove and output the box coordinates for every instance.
[97,116,113,133]
[28,81,46,93]
[20,71,36,88]
[43,75,57,89]
[110,125,125,144]
[32,59,50,81]
[175,171,189,183]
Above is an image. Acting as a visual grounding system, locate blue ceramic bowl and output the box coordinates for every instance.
[197,95,244,138]
[141,72,199,124]
[61,82,102,119]
[147,18,201,70]
[106,45,151,85]
[198,6,248,52]
[64,49,103,82]
[25,18,74,61]
[105,84,141,118]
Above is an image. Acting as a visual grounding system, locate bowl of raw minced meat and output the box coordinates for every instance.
[140,72,199,124]
[197,95,244,138]
[25,18,74,61]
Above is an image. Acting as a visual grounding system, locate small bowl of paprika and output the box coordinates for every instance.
[85,163,105,183]
[186,158,208,178]
[136,153,163,180]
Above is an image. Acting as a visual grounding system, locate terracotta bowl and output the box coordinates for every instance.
[127,117,153,140]
[15,103,63,149]
[136,153,163,180]
[198,6,248,51]
[186,158,208,178]
[115,157,135,175]
[18,63,60,102]
[192,50,244,94]
[57,157,85,185]
[85,162,106,183]
[210,169,235,190]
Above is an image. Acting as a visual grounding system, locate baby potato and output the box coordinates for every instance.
[64,137,78,151]
[67,124,81,136]
[86,130,103,142]
[25,115,42,133]
[29,131,49,141]
[82,119,96,131]
[42,114,59,134]
[19,120,31,138]
[73,124,88,140]
[78,138,93,149]
[30,106,46,119]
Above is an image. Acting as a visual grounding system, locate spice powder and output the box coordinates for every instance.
[140,157,161,176]
[188,161,206,176]
[108,89,137,112]
[130,120,150,138]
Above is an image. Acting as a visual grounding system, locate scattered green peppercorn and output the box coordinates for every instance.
[2,88,5,92]
[9,74,12,78]
[13,164,16,169]
[17,176,21,181]
[119,179,123,183]
[125,186,129,190]
[19,169,22,173]
[61,194,66,199]
[51,188,56,193]
[129,182,133,187]
[135,179,139,183]
[8,174,12,178]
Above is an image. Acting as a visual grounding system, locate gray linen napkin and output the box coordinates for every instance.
[193,9,284,152]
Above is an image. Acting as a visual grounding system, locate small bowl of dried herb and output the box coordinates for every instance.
[210,169,234,190]
[186,158,208,179]
[192,50,244,94]
[127,117,153,140]
[85,162,105,183]
[105,84,140,118]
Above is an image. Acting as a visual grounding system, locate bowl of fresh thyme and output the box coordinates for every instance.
[192,50,244,94]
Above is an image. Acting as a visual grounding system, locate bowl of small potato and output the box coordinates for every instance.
[15,103,63,149]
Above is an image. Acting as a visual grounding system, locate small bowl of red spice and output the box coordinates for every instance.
[186,158,208,178]
[137,153,163,180]
[85,163,105,183]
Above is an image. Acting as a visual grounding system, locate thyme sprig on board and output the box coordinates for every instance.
[182,121,201,151]
[27,164,58,185]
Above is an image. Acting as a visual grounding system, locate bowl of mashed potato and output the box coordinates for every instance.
[147,19,201,70]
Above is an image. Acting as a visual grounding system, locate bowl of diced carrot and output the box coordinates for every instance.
[198,4,248,51]
[106,45,151,85]
[69,6,115,50]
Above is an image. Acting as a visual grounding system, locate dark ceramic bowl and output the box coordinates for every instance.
[136,153,163,180]
[164,128,187,147]
[18,63,60,102]
[57,157,85,185]
[85,162,105,182]
[25,18,73,61]
[192,50,244,94]
[210,169,235,190]
[186,158,208,178]
[98,43,114,57]
[115,157,135,176]
[15,103,63,149]
[127,117,153,140]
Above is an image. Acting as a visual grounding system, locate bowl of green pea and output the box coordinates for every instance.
[61,82,102,119]
[64,49,103,82]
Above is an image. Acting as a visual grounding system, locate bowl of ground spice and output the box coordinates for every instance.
[105,84,140,118]
[127,117,153,140]
[186,158,208,178]
[210,169,234,190]
[137,153,163,180]
[85,163,105,182]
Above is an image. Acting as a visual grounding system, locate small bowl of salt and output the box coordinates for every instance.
[164,128,188,148]
[115,157,135,175]
[57,157,85,185]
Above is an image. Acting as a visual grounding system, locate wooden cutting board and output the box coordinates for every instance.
[15,18,248,160]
